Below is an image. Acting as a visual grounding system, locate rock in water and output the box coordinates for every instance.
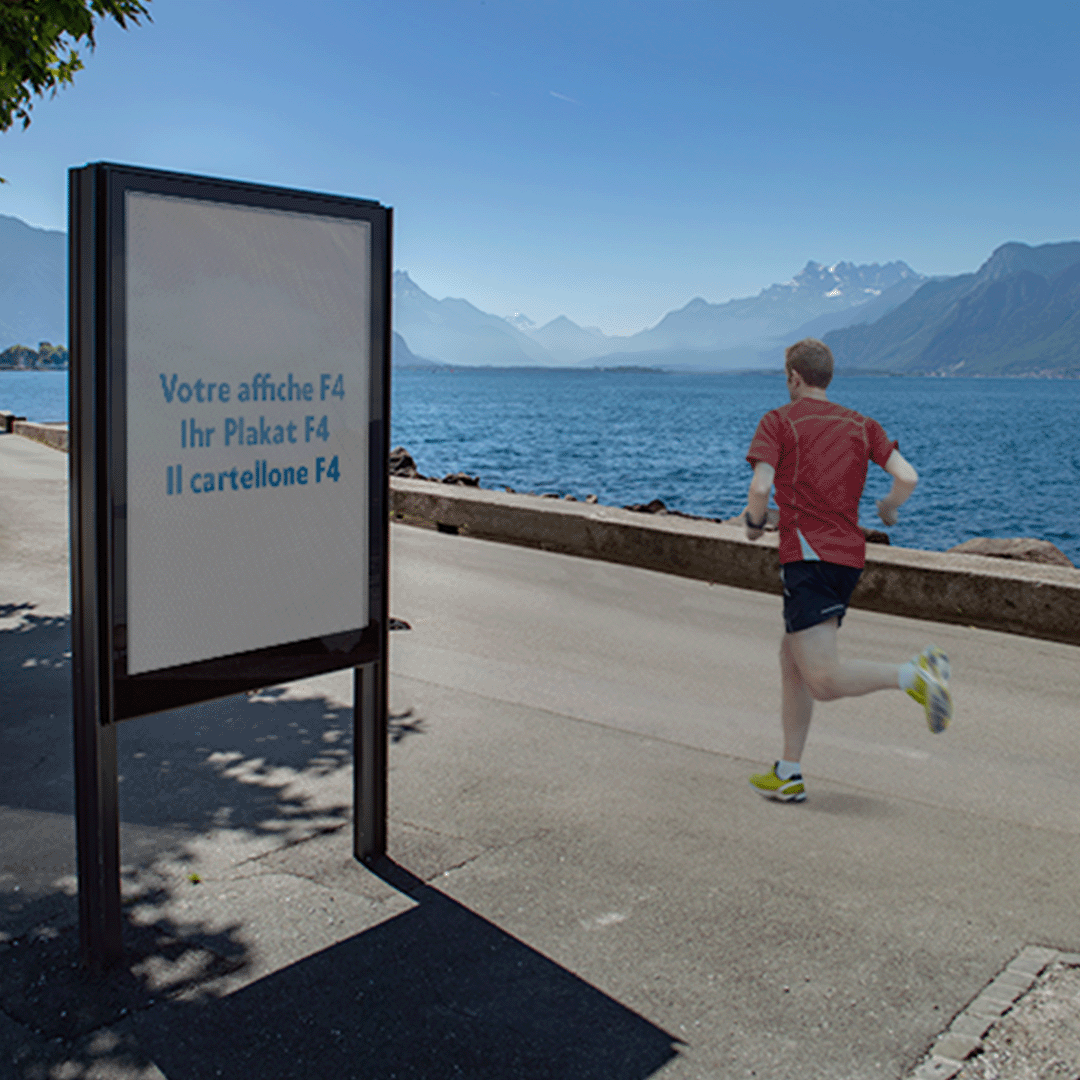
[947,537,1074,567]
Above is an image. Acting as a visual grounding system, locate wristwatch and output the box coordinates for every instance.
[746,511,768,530]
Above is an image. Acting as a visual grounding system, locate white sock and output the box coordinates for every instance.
[898,661,918,691]
[776,759,801,780]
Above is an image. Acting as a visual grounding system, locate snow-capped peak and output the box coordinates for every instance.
[505,312,536,332]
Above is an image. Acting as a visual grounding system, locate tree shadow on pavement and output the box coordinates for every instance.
[2,607,680,1080]
[1,606,371,942]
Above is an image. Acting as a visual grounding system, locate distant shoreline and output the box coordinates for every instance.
[0,365,70,372]
[395,365,1080,378]
[4,364,1078,380]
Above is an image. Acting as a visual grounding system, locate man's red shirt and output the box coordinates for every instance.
[746,397,898,569]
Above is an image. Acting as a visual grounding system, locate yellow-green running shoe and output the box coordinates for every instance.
[749,763,806,803]
[917,645,951,686]
[907,646,953,733]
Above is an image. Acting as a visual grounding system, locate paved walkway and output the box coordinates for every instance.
[2,431,1079,1079]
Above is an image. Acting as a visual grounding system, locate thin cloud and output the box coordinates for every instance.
[549,90,578,104]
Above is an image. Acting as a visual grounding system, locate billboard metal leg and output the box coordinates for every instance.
[73,706,122,969]
[354,661,387,864]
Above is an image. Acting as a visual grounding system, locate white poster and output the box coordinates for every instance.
[125,192,371,675]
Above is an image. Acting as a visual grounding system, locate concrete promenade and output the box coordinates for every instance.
[2,430,1079,1079]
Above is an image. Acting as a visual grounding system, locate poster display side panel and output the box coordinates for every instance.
[124,191,371,676]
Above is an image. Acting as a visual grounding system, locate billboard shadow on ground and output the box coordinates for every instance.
[131,859,681,1080]
[1,608,680,1079]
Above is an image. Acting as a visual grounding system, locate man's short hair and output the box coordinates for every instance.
[785,338,834,389]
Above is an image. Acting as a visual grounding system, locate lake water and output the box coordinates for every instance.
[0,370,69,423]
[391,368,1080,564]
[3,368,1078,564]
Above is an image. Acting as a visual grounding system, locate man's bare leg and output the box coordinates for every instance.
[780,632,814,762]
[757,620,952,800]
[787,617,901,702]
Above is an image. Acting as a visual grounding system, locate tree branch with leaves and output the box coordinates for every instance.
[0,0,150,134]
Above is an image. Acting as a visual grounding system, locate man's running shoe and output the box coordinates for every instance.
[749,763,806,803]
[906,647,953,733]
[916,645,951,686]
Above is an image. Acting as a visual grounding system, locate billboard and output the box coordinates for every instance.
[125,193,371,674]
[70,163,392,966]
[70,163,391,721]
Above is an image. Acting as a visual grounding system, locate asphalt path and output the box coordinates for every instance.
[1,431,1078,1080]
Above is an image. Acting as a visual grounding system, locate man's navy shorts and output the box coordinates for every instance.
[780,560,863,634]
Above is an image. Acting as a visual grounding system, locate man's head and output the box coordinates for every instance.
[784,338,834,400]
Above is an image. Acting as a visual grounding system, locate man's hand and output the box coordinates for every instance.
[745,510,766,541]
[876,499,899,527]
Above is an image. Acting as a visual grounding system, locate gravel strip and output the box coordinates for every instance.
[909,949,1080,1080]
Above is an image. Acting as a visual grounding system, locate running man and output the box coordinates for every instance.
[744,338,953,803]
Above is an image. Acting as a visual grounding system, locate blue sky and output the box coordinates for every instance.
[2,0,1078,334]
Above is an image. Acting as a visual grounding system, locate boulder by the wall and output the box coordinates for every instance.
[624,497,727,523]
[388,448,479,486]
[624,498,669,514]
[947,537,1074,568]
[389,446,425,479]
[861,527,891,545]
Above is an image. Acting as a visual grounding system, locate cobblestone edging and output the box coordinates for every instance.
[907,946,1080,1079]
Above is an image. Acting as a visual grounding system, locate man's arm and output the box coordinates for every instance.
[876,449,918,526]
[745,461,775,539]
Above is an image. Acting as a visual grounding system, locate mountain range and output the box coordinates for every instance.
[3,211,1078,377]
[392,270,551,367]
[824,241,1080,376]
[398,242,1080,376]
[393,260,927,370]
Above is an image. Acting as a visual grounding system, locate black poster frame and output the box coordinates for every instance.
[69,162,391,966]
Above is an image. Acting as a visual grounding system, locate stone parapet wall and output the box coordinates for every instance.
[391,476,1080,648]
[12,420,69,452]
